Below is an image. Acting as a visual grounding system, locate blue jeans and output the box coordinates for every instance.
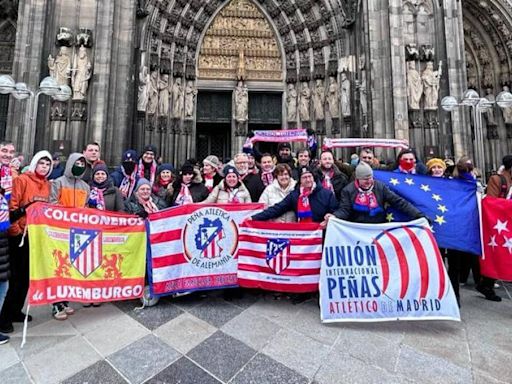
[0,281,8,311]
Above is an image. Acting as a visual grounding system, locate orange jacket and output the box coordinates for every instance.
[9,171,50,236]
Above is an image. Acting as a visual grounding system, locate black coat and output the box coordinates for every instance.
[313,165,348,202]
[170,182,209,205]
[124,194,169,215]
[252,183,338,223]
[334,180,422,224]
[0,231,9,282]
[88,185,125,212]
[241,172,265,202]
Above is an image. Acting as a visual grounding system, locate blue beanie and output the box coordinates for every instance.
[122,149,138,162]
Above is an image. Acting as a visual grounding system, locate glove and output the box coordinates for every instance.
[247,130,255,138]
[10,207,26,222]
[137,210,149,219]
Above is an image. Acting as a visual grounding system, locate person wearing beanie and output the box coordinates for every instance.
[202,155,223,192]
[251,165,337,223]
[0,150,53,333]
[153,163,175,205]
[111,149,140,200]
[205,164,251,204]
[426,158,447,177]
[275,142,295,169]
[138,144,158,185]
[48,152,65,180]
[124,177,168,218]
[325,161,424,225]
[313,150,348,202]
[88,162,124,212]
[171,163,209,206]
[49,152,90,320]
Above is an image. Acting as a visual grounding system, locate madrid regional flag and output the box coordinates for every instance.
[27,203,147,305]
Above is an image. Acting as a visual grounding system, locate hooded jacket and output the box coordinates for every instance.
[8,150,53,236]
[204,179,252,204]
[258,178,297,223]
[50,152,90,208]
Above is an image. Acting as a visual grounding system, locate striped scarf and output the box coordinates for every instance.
[1,165,12,201]
[297,186,313,222]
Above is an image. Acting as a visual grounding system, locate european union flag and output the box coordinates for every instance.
[374,170,481,255]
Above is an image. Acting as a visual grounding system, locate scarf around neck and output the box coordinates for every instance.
[204,173,215,192]
[1,165,12,201]
[297,186,314,222]
[89,187,106,210]
[175,183,193,206]
[353,180,382,216]
[138,159,157,185]
[138,196,159,213]
[119,166,137,199]
[321,168,334,192]
[261,167,275,187]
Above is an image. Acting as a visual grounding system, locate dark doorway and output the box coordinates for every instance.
[196,123,231,162]
[0,95,8,140]
[248,92,282,155]
[196,91,232,161]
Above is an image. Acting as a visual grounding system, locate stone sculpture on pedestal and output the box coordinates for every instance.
[137,66,150,112]
[185,80,197,120]
[341,72,351,117]
[286,83,298,126]
[72,46,92,100]
[171,77,184,119]
[422,61,441,111]
[299,82,311,122]
[48,46,71,85]
[407,61,423,110]
[158,74,169,116]
[147,71,159,115]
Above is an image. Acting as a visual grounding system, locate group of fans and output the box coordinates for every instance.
[0,139,507,345]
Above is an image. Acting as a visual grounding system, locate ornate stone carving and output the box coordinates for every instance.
[50,101,67,121]
[171,77,184,119]
[405,44,420,61]
[234,80,248,135]
[326,76,340,119]
[158,74,169,116]
[501,86,512,137]
[299,82,311,122]
[313,78,325,121]
[56,27,73,47]
[341,72,351,117]
[184,80,197,120]
[48,46,71,85]
[484,88,498,128]
[407,61,423,110]
[75,28,93,48]
[147,70,159,115]
[70,100,87,121]
[137,65,150,112]
[421,45,435,62]
[421,61,441,111]
[71,46,92,100]
[197,0,282,81]
[286,83,298,123]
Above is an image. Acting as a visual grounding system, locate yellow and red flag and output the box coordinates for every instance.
[27,203,146,305]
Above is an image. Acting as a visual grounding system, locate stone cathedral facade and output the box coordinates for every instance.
[1,0,512,172]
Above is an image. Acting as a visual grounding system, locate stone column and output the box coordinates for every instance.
[388,0,409,144]
[6,0,49,158]
[442,0,472,160]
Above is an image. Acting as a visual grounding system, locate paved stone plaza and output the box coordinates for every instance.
[0,284,510,384]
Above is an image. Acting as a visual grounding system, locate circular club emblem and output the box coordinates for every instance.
[182,207,239,269]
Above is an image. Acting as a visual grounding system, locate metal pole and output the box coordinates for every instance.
[25,91,42,158]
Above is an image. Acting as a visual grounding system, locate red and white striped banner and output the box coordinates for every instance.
[148,203,262,296]
[323,138,409,150]
[238,221,323,293]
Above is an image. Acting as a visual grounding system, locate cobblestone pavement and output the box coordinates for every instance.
[0,284,510,384]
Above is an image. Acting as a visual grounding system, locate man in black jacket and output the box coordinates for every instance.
[325,162,424,224]
[313,150,348,202]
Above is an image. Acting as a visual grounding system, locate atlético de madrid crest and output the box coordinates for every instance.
[182,207,238,270]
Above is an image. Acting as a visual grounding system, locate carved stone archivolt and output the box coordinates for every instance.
[198,0,282,81]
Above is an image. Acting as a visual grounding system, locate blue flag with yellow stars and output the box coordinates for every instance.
[374,170,481,255]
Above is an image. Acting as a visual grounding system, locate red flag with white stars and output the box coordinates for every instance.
[481,196,512,280]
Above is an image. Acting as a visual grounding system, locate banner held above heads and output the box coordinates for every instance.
[323,138,409,150]
[245,129,308,145]
[238,220,323,293]
[374,170,481,256]
[148,203,263,297]
[320,217,460,323]
[27,203,147,305]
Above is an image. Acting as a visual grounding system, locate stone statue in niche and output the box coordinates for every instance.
[147,70,159,115]
[286,83,298,123]
[501,86,512,138]
[341,72,351,117]
[185,80,197,120]
[421,61,441,111]
[234,81,248,123]
[158,74,169,116]
[171,77,184,119]
[299,82,311,122]
[137,65,150,112]
[48,46,71,85]
[71,46,92,100]
[407,61,422,110]
[359,56,367,116]
[484,88,497,127]
[313,79,325,120]
[326,76,339,119]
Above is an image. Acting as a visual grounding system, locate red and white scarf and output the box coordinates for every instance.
[204,174,215,192]
[1,165,12,201]
[227,187,240,203]
[138,159,157,185]
[321,169,334,192]
[139,196,159,213]
[119,167,137,199]
[297,186,313,222]
[261,167,275,187]
[89,187,106,210]
[175,183,193,206]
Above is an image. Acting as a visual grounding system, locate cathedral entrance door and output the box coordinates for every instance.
[248,92,282,154]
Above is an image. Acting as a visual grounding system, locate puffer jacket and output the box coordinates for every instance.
[204,180,252,204]
[9,150,53,236]
[171,170,209,205]
[50,153,90,207]
[258,178,297,222]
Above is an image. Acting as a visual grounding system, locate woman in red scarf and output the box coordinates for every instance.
[205,165,252,204]
[202,155,222,192]
[152,163,175,205]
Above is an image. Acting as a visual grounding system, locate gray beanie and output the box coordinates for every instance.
[203,155,221,169]
[355,161,373,179]
[135,178,151,191]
